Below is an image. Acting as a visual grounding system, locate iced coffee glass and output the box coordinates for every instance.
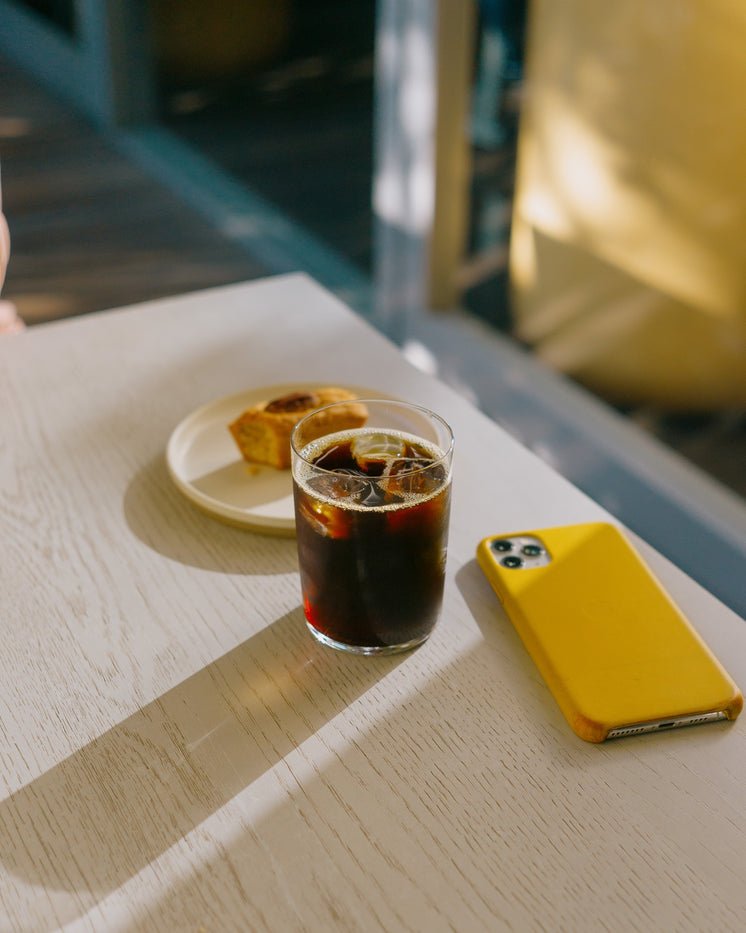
[291,399,454,655]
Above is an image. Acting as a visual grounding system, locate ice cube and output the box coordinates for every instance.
[351,433,407,474]
[356,481,401,508]
[298,495,352,539]
[382,458,443,495]
[308,473,367,501]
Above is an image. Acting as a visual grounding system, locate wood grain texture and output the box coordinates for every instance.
[1,275,745,932]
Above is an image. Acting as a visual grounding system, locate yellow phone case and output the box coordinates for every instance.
[477,522,743,742]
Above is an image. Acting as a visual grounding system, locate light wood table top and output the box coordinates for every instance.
[2,274,745,932]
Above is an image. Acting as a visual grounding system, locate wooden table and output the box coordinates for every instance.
[2,274,745,932]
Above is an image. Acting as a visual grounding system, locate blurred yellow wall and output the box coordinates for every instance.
[510,0,746,409]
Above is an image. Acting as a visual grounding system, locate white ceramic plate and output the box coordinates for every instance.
[166,383,388,535]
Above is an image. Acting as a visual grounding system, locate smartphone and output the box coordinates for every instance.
[476,522,742,742]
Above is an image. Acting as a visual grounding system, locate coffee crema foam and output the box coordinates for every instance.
[293,427,451,512]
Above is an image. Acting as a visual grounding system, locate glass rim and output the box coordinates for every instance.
[290,397,455,474]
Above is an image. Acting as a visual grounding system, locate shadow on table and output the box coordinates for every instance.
[454,558,540,672]
[0,610,404,931]
[104,591,737,933]
[124,453,298,573]
[110,633,737,933]
[2,564,732,930]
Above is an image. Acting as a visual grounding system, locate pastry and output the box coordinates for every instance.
[229,387,368,469]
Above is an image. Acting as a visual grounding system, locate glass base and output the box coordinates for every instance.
[307,622,431,656]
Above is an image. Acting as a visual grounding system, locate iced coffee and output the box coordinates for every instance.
[291,400,453,654]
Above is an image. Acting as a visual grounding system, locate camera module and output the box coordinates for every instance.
[501,555,524,569]
[491,539,513,553]
[521,544,544,557]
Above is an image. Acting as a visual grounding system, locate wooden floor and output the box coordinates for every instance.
[0,57,270,325]
[1,52,745,504]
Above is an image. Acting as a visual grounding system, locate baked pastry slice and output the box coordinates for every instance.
[229,387,368,469]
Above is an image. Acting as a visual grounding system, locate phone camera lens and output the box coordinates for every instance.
[521,544,543,557]
[492,539,513,553]
[501,555,524,568]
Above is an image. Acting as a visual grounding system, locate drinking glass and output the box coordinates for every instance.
[291,399,454,654]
